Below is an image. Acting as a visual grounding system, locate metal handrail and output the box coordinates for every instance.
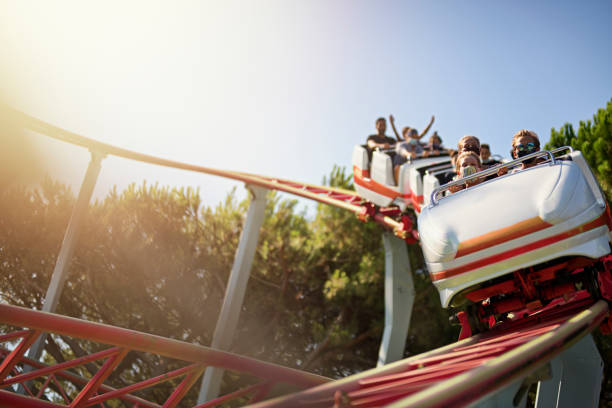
[550,145,574,156]
[429,149,556,206]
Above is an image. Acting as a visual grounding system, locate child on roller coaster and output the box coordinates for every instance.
[450,151,483,194]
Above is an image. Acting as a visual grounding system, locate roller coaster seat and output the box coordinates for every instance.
[418,150,611,308]
[413,161,454,209]
[353,144,453,212]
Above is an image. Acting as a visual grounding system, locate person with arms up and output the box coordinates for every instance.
[389,114,435,144]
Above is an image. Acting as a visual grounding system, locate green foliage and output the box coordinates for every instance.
[546,98,612,200]
[0,166,455,404]
[546,98,612,404]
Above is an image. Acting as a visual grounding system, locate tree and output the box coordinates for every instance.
[0,168,455,405]
[545,98,612,200]
[545,98,612,405]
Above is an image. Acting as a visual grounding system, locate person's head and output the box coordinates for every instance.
[511,129,540,160]
[456,151,482,177]
[375,117,387,134]
[429,132,442,148]
[480,144,491,161]
[401,126,410,138]
[401,126,418,140]
[458,136,481,155]
[450,150,459,167]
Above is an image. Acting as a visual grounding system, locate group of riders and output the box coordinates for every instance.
[365,115,542,191]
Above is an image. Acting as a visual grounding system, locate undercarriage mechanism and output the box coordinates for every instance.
[451,255,612,338]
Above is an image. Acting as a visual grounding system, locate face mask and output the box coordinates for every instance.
[409,139,419,145]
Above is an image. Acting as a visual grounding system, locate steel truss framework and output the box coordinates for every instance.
[0,304,329,408]
[0,297,606,407]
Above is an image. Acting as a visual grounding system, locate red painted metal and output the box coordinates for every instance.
[456,312,471,340]
[12,108,418,241]
[1,347,119,387]
[598,255,612,301]
[0,348,160,408]
[465,280,516,302]
[1,297,598,408]
[246,298,606,407]
[0,329,41,382]
[161,365,205,408]
[0,304,330,408]
[70,347,128,407]
[193,382,268,408]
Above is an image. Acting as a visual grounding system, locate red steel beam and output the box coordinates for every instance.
[0,304,329,389]
[386,300,608,408]
[9,108,414,237]
[70,347,128,407]
[245,298,605,407]
[1,347,120,387]
[193,382,268,408]
[86,363,200,406]
[161,365,205,408]
[0,348,160,408]
[0,330,41,382]
[0,389,64,408]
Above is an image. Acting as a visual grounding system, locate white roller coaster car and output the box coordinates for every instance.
[418,147,612,324]
[352,145,451,212]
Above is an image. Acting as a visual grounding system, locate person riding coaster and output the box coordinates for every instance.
[418,146,612,333]
[352,143,451,212]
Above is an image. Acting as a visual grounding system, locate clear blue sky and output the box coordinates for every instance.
[1,1,611,209]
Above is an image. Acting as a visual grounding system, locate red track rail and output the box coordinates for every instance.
[0,304,329,408]
[247,296,608,408]
[8,108,416,240]
[0,297,607,408]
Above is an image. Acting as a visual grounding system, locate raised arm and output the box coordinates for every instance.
[389,114,402,141]
[418,115,435,139]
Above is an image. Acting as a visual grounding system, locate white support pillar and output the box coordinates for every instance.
[535,335,603,408]
[197,185,268,404]
[470,334,603,408]
[27,150,104,361]
[377,232,415,366]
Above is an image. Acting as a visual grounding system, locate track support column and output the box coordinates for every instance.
[377,232,415,366]
[534,335,603,408]
[197,185,268,404]
[27,150,104,361]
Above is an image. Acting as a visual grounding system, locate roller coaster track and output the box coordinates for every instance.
[1,108,609,407]
[8,108,417,241]
[0,296,607,407]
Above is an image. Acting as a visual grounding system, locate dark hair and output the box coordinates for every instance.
[376,117,386,125]
[458,135,481,155]
[481,144,490,150]
[431,131,442,144]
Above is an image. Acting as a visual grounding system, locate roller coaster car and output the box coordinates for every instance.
[352,145,451,212]
[418,148,612,332]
